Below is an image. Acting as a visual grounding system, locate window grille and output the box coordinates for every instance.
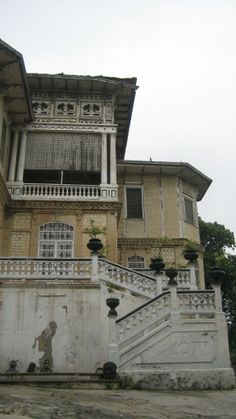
[128,256,145,269]
[38,222,74,258]
[126,188,143,218]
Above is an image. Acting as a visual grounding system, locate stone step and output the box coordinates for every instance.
[0,373,120,389]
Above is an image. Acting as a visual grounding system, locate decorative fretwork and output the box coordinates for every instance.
[32,101,50,115]
[80,101,102,118]
[55,101,76,116]
[105,102,112,120]
[152,247,175,263]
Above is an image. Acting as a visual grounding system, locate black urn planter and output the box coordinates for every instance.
[183,250,198,262]
[209,267,225,284]
[103,362,117,379]
[87,238,103,252]
[106,298,120,316]
[165,267,178,285]
[149,257,165,273]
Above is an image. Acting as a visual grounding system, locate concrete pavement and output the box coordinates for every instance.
[0,385,236,418]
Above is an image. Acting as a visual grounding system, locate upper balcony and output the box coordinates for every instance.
[7,183,118,201]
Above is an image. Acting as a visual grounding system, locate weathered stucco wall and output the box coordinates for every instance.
[0,280,145,373]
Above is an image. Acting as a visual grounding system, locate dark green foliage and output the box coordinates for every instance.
[199,219,236,355]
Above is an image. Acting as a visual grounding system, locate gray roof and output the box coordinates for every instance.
[0,39,33,123]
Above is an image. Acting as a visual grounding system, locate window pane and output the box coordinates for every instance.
[128,256,145,269]
[126,188,143,218]
[38,222,74,258]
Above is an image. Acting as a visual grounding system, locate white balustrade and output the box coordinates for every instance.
[0,258,92,279]
[7,183,118,201]
[178,291,215,313]
[99,260,156,298]
[117,290,216,348]
[141,269,195,291]
[117,292,171,342]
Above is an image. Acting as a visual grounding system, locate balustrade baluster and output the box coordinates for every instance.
[26,261,31,276]
[132,316,137,326]
[52,186,56,197]
[2,261,8,275]
[9,261,14,276]
[73,261,78,277]
[126,319,130,331]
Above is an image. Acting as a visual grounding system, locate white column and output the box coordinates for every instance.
[213,282,223,312]
[190,264,198,290]
[108,308,119,365]
[101,133,107,184]
[8,129,19,182]
[16,129,27,182]
[169,283,180,324]
[2,123,12,173]
[156,273,163,295]
[91,253,99,281]
[110,133,117,185]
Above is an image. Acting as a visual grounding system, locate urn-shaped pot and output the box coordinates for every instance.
[209,266,225,284]
[106,298,120,316]
[183,250,198,262]
[165,267,178,285]
[149,257,165,273]
[87,238,103,252]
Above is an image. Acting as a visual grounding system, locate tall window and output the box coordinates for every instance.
[183,196,194,225]
[128,256,145,269]
[126,187,143,218]
[38,222,74,258]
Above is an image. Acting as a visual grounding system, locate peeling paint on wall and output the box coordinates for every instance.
[32,321,57,370]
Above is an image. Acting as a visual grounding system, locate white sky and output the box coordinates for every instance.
[1,0,236,244]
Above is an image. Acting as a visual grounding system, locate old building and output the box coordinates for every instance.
[0,39,234,389]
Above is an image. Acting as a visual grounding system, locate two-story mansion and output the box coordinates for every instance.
[0,39,234,389]
[0,42,211,285]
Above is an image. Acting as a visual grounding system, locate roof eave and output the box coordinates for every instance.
[117,160,212,201]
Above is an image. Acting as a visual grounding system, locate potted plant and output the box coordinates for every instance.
[183,240,199,262]
[83,220,106,252]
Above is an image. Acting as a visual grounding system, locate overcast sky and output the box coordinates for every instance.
[1,0,236,247]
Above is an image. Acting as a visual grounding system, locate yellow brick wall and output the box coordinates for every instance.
[2,207,117,261]
[117,172,200,241]
[117,171,204,284]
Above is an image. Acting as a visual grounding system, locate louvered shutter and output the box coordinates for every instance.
[126,188,143,218]
[184,197,194,224]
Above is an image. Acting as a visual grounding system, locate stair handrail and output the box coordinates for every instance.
[117,289,215,324]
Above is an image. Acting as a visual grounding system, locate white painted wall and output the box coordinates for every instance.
[0,281,145,373]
